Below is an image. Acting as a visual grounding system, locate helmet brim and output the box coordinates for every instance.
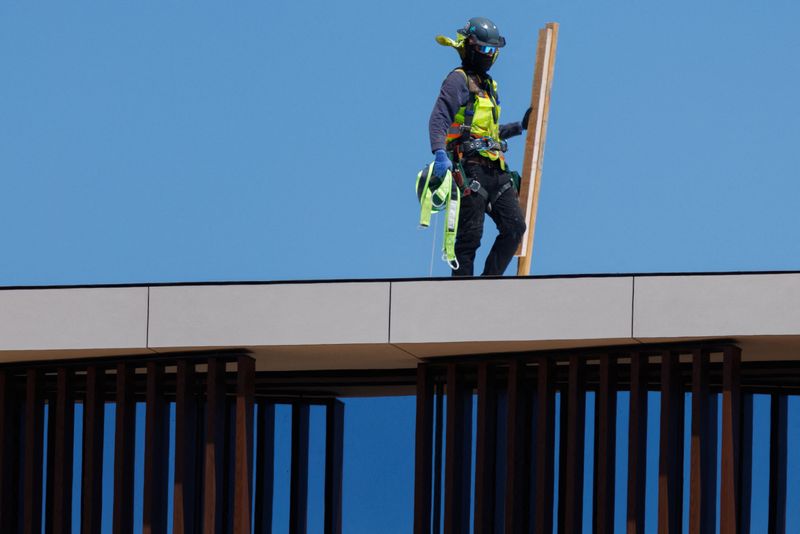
[459,31,506,48]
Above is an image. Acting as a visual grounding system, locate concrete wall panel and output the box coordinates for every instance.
[389,277,634,344]
[148,283,391,348]
[633,274,800,338]
[0,287,148,350]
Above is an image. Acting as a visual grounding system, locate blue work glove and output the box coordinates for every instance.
[521,107,532,130]
[432,149,452,178]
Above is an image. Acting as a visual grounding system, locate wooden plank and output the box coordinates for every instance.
[626,353,649,534]
[173,360,200,534]
[593,354,618,534]
[689,350,716,534]
[324,400,345,534]
[767,394,787,534]
[561,355,586,534]
[289,403,310,534]
[81,366,105,534]
[516,22,560,274]
[657,351,685,534]
[254,401,275,534]
[505,360,531,534]
[49,369,75,534]
[0,370,21,533]
[23,368,44,534]
[413,363,434,534]
[204,358,227,534]
[533,356,556,534]
[444,364,472,534]
[720,346,742,534]
[143,361,169,534]
[474,363,497,534]
[113,363,137,534]
[233,356,255,534]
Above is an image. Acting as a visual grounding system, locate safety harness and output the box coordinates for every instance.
[416,165,461,270]
[447,70,516,214]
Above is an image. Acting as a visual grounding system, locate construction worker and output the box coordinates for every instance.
[429,17,530,277]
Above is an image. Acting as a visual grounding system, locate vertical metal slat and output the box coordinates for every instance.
[225,399,237,534]
[561,355,586,534]
[556,379,568,534]
[45,367,75,534]
[593,354,618,534]
[505,360,531,534]
[413,363,434,534]
[658,351,685,533]
[626,353,649,534]
[720,346,742,534]
[533,356,556,534]
[433,381,444,534]
[444,364,472,534]
[689,349,717,534]
[81,366,105,534]
[23,368,44,534]
[324,400,345,534]
[289,403,310,534]
[204,358,227,534]
[233,356,255,534]
[739,393,753,534]
[49,369,74,534]
[174,360,200,534]
[254,401,275,534]
[44,388,56,534]
[143,361,169,534]
[474,362,497,534]
[113,363,136,534]
[0,370,21,533]
[767,394,787,534]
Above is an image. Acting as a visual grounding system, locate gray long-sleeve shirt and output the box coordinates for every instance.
[428,69,523,153]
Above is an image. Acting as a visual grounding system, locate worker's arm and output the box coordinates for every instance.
[428,71,470,153]
[499,122,523,140]
[499,107,531,140]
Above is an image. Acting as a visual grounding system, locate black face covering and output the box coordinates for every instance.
[463,46,494,73]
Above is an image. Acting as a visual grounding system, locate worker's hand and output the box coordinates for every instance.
[521,107,532,130]
[432,149,452,178]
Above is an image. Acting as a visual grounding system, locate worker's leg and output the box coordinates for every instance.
[482,181,527,276]
[452,164,488,277]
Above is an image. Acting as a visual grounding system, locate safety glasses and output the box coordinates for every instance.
[478,45,497,55]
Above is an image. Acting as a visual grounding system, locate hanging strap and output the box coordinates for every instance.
[418,165,435,228]
[442,178,460,270]
[487,180,513,213]
[484,74,499,124]
[456,69,483,142]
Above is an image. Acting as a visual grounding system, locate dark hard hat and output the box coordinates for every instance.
[457,17,506,48]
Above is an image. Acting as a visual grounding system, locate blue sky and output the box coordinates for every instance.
[3,1,800,532]
[3,1,799,284]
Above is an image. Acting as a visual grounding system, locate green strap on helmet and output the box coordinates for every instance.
[415,163,460,270]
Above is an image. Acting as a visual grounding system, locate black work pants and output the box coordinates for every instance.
[452,159,527,277]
